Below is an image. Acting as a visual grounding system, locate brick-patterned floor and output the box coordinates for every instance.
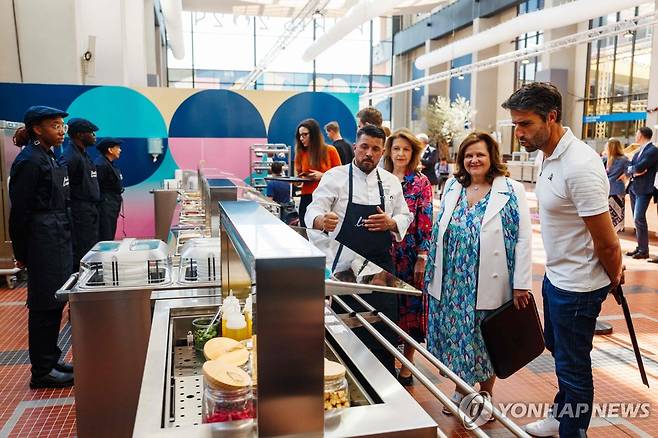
[0,282,76,438]
[0,190,656,437]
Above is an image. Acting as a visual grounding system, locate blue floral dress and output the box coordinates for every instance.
[426,188,494,385]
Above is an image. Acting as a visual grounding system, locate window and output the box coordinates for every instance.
[166,11,393,122]
[582,4,655,143]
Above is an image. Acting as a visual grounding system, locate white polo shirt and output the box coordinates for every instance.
[535,128,611,292]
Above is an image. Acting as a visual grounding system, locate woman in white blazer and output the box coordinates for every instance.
[423,131,532,413]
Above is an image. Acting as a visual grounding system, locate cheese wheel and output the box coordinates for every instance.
[203,361,251,390]
[203,337,244,360]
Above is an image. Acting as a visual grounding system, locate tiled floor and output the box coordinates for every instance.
[0,283,76,438]
[0,191,656,437]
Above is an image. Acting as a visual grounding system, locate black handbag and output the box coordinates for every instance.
[480,292,545,379]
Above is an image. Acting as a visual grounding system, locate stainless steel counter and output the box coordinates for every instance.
[134,297,437,437]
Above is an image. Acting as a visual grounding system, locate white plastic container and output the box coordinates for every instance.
[80,238,171,287]
[178,238,221,283]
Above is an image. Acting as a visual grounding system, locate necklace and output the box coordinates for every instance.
[472,185,480,191]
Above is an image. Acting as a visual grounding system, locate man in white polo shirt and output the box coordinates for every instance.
[503,83,623,437]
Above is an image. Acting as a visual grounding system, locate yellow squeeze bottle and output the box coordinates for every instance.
[224,313,249,341]
[244,296,253,338]
[221,292,241,337]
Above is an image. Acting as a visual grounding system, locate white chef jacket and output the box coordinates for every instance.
[305,162,412,272]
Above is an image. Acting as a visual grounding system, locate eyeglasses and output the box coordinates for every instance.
[51,123,68,133]
[298,132,310,138]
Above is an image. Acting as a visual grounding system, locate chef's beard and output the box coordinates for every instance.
[356,158,375,174]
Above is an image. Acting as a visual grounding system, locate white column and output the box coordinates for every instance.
[471,16,500,133]
[645,0,658,137]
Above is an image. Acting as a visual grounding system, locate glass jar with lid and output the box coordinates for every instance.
[202,361,255,423]
[324,359,350,410]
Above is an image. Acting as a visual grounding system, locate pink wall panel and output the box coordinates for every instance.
[169,137,267,180]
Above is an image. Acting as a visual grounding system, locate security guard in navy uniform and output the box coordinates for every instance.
[59,118,101,270]
[9,106,74,388]
[94,138,124,241]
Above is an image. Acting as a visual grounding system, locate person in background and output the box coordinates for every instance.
[625,126,658,260]
[306,125,413,375]
[95,138,124,241]
[503,82,622,437]
[652,172,658,263]
[356,106,383,129]
[603,138,629,233]
[59,118,100,269]
[424,131,532,413]
[436,156,451,196]
[266,161,291,205]
[294,119,341,227]
[10,106,74,388]
[417,133,439,196]
[324,121,354,165]
[382,128,432,386]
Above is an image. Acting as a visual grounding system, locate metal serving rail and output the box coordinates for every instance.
[292,227,531,437]
[331,294,531,438]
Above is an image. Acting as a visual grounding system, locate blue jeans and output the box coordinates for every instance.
[629,192,652,253]
[542,276,609,438]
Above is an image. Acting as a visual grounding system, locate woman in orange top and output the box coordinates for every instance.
[295,118,342,227]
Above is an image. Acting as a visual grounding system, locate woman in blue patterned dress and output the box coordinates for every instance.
[424,131,532,413]
[383,128,433,386]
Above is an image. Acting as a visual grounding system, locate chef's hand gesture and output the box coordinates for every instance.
[364,207,396,232]
[314,212,339,232]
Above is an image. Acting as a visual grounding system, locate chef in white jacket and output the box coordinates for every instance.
[305,124,412,375]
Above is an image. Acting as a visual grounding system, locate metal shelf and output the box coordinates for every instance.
[250,144,291,193]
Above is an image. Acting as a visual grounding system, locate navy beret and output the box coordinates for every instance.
[96,137,123,152]
[23,106,68,126]
[67,118,99,135]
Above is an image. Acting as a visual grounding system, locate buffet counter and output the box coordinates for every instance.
[133,296,437,438]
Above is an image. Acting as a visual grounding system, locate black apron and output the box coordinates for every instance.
[26,155,73,310]
[70,148,100,268]
[331,165,398,373]
[98,157,123,241]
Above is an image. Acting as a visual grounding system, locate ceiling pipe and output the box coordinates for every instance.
[363,13,657,101]
[415,0,649,70]
[161,0,185,60]
[302,0,403,62]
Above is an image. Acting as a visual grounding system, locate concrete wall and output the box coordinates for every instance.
[540,21,588,138]
[472,16,502,135]
[14,0,80,84]
[0,0,154,86]
[0,0,21,82]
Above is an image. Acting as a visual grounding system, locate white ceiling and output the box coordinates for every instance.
[181,0,450,18]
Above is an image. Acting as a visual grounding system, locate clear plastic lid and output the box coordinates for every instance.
[90,241,122,253]
[178,238,220,283]
[79,238,171,288]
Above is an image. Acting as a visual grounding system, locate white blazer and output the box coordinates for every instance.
[427,176,532,310]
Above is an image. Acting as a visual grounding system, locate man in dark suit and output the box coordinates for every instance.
[418,133,439,196]
[649,167,658,263]
[626,126,658,259]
